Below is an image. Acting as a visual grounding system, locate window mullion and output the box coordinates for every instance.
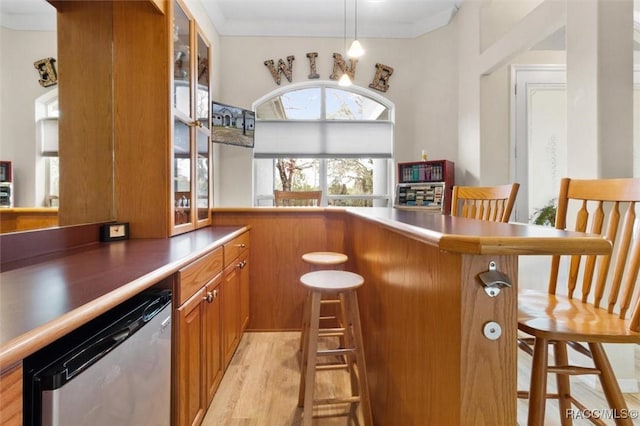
[320,158,327,206]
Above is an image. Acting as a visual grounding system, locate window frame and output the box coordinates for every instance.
[252,81,395,207]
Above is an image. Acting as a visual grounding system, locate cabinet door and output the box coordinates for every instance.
[195,30,211,226]
[175,288,205,426]
[222,261,241,367]
[239,254,250,331]
[172,0,195,233]
[171,0,212,234]
[203,274,223,402]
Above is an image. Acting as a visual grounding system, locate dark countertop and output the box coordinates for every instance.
[345,207,612,255]
[216,206,612,256]
[0,225,246,370]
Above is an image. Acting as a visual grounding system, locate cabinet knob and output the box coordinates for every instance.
[204,291,214,303]
[237,260,247,269]
[237,243,246,248]
[213,289,218,298]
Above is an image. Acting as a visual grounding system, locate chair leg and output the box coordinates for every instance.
[589,343,634,426]
[299,291,321,419]
[528,337,550,426]
[299,291,311,354]
[553,342,573,426]
[345,291,373,426]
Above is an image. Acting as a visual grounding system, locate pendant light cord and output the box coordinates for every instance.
[354,0,358,41]
[344,0,347,52]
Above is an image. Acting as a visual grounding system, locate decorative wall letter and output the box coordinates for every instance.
[368,63,394,92]
[306,52,320,79]
[33,57,58,87]
[263,55,295,85]
[329,53,357,81]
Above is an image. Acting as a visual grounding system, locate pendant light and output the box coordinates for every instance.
[347,0,364,58]
[339,0,352,86]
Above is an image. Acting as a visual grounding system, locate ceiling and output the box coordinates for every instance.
[202,0,462,38]
[1,0,462,38]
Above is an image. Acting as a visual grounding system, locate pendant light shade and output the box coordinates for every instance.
[347,0,364,58]
[347,39,364,58]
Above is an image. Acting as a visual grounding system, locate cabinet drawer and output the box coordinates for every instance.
[223,232,250,267]
[177,247,223,306]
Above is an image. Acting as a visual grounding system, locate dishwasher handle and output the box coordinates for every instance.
[62,327,132,382]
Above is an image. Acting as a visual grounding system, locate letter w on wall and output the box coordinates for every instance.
[264,55,295,85]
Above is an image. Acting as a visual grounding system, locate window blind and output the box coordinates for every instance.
[253,120,393,158]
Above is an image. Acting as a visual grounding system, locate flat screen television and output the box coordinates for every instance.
[211,101,255,148]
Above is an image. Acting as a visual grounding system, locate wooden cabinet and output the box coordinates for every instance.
[221,261,241,367]
[203,275,223,403]
[239,255,250,331]
[0,364,22,426]
[111,0,212,238]
[174,247,223,426]
[221,232,250,367]
[171,0,212,234]
[395,160,455,213]
[175,287,206,426]
[174,232,249,426]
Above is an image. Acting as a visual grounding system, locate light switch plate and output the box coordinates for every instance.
[100,222,130,242]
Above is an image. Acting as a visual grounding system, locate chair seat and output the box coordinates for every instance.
[302,252,348,265]
[300,270,364,292]
[518,288,640,343]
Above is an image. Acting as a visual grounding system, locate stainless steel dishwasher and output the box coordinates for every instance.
[24,288,172,426]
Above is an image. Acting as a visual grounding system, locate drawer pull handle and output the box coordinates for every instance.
[237,243,246,248]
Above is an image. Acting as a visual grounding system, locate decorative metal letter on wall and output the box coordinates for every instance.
[264,55,296,85]
[369,63,394,92]
[306,52,320,79]
[329,53,357,82]
[33,57,58,87]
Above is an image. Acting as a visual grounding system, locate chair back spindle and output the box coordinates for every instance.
[274,190,322,207]
[450,183,519,223]
[548,178,640,327]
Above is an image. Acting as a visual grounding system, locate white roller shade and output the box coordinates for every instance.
[254,120,393,158]
[38,117,58,156]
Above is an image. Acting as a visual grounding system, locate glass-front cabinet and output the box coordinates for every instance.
[171,0,211,234]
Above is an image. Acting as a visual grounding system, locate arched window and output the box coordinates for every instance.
[252,81,394,207]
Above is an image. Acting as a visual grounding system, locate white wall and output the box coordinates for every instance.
[215,26,459,206]
[0,27,56,206]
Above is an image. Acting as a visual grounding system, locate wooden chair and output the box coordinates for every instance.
[450,183,520,222]
[518,177,640,426]
[274,190,322,207]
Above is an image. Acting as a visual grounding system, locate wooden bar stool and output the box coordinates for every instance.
[298,270,373,426]
[299,252,349,351]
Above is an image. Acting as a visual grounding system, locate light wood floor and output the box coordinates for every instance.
[203,332,640,425]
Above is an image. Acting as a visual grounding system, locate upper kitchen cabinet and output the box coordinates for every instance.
[112,0,212,238]
[172,0,211,233]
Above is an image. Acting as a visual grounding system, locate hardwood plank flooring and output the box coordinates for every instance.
[203,332,363,425]
[203,332,640,425]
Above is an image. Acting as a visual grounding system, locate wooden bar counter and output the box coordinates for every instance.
[212,207,611,426]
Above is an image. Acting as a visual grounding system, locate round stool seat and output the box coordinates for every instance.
[302,251,348,266]
[300,270,364,292]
